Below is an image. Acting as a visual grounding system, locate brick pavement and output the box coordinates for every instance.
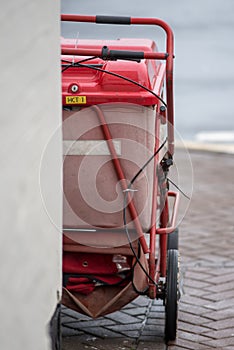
[61,149,234,350]
[168,150,234,350]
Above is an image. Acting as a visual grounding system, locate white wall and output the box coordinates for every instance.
[0,2,62,350]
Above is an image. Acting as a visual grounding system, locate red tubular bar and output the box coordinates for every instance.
[92,105,149,254]
[61,48,104,57]
[159,197,169,277]
[156,191,180,235]
[61,47,168,60]
[131,18,174,156]
[61,14,175,155]
[148,114,161,298]
[61,14,96,22]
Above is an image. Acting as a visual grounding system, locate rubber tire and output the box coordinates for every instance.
[167,228,179,250]
[165,249,179,342]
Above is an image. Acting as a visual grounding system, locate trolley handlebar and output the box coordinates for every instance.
[61,46,168,61]
[61,14,175,155]
[61,14,174,57]
[96,15,131,25]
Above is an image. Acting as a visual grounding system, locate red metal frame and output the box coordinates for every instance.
[89,106,179,298]
[61,14,178,300]
[92,105,149,254]
[61,14,174,155]
[61,47,167,60]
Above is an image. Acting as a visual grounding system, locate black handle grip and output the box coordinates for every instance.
[102,46,144,62]
[96,15,131,25]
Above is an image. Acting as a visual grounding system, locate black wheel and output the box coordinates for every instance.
[167,228,179,250]
[165,249,179,342]
[49,303,62,350]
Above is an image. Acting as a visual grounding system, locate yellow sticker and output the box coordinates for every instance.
[65,96,86,104]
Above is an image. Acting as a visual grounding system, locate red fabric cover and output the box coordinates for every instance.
[66,275,128,295]
[63,252,132,295]
[63,252,119,274]
[66,277,95,295]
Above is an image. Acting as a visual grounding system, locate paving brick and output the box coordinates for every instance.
[62,308,90,321]
[202,327,234,339]
[150,305,165,313]
[178,321,212,334]
[81,326,124,339]
[138,315,146,320]
[203,270,234,284]
[203,289,234,302]
[141,324,164,334]
[225,262,234,267]
[137,335,165,342]
[183,278,211,289]
[132,296,151,307]
[63,337,136,350]
[202,267,234,276]
[204,336,234,348]
[168,338,215,349]
[106,311,141,325]
[146,316,165,325]
[112,330,140,339]
[62,314,83,324]
[66,319,115,329]
[204,318,234,331]
[177,330,212,343]
[203,309,234,321]
[123,307,147,316]
[106,323,141,333]
[180,294,213,307]
[62,325,84,337]
[203,279,234,293]
[179,303,212,316]
[183,270,211,281]
[136,341,166,350]
[181,286,211,298]
[205,297,234,311]
[177,311,211,325]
